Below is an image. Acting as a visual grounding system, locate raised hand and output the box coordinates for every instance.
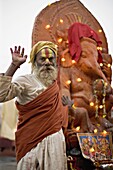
[10,46,27,67]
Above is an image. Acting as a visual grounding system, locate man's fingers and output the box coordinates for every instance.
[14,46,17,53]
[10,48,13,54]
[21,48,24,57]
[17,46,21,53]
[24,55,27,59]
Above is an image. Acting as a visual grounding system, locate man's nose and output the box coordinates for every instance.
[45,58,51,65]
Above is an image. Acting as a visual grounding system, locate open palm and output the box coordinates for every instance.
[10,46,27,66]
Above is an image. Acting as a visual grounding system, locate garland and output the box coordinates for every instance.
[93,79,107,118]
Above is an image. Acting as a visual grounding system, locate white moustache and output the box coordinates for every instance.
[40,65,55,71]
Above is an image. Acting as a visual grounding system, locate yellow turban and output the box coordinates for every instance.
[30,41,57,65]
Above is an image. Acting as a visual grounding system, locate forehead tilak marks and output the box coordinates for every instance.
[40,48,54,58]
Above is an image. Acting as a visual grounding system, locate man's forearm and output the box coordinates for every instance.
[5,62,20,76]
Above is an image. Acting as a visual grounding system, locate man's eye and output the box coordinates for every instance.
[49,57,54,62]
[41,58,45,61]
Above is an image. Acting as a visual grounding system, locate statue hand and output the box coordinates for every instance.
[62,95,74,107]
[10,46,27,67]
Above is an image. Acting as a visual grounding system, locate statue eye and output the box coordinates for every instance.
[81,52,87,58]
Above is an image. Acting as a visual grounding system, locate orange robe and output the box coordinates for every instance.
[15,81,68,162]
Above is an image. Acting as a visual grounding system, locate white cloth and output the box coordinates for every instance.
[0,74,46,105]
[1,100,18,140]
[17,129,67,170]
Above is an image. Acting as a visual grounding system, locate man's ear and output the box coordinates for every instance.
[34,54,38,63]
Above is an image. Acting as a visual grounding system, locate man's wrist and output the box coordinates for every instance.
[11,62,20,68]
[5,62,20,76]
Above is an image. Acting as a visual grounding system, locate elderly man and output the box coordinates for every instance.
[0,41,68,170]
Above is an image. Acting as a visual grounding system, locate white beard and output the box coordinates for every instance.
[33,64,58,87]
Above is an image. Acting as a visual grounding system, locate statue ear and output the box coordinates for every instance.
[56,30,65,38]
